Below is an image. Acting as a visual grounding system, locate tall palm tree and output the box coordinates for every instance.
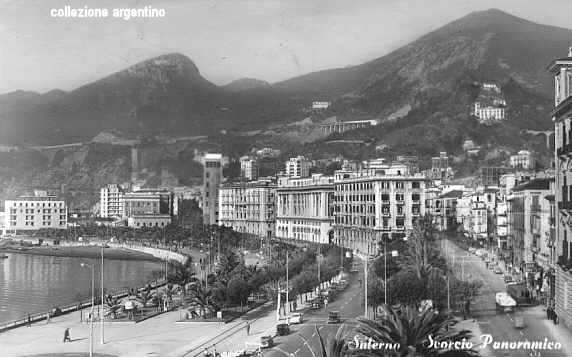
[353,305,479,357]
[168,260,197,296]
[188,281,218,317]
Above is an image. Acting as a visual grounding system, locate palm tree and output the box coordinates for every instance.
[353,304,479,357]
[188,281,218,317]
[168,260,197,296]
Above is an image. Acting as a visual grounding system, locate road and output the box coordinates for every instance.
[263,265,366,357]
[443,239,566,357]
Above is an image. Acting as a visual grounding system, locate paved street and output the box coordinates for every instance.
[444,239,571,357]
[262,264,365,357]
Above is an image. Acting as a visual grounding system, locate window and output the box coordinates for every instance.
[412,194,420,201]
[396,182,404,189]
[396,218,404,227]
[396,194,404,202]
[381,193,390,201]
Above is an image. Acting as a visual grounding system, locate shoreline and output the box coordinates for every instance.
[0,245,161,261]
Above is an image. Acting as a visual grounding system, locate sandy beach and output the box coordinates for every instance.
[0,241,160,261]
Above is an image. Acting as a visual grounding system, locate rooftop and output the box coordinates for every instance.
[439,190,465,199]
[512,178,552,192]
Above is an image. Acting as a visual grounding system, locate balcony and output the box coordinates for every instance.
[557,143,572,158]
[558,201,572,210]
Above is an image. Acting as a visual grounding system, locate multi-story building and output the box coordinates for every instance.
[507,178,553,273]
[473,82,506,123]
[276,174,334,244]
[285,156,311,178]
[320,119,379,135]
[480,167,509,187]
[550,47,572,328]
[218,179,276,239]
[4,191,67,231]
[99,184,125,218]
[497,200,509,252]
[427,190,464,232]
[203,153,223,225]
[510,150,536,170]
[123,189,173,228]
[240,156,259,181]
[333,168,428,254]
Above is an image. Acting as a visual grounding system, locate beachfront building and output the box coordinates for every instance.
[218,179,276,238]
[123,190,173,228]
[550,47,572,329]
[203,153,223,225]
[276,174,335,244]
[127,214,171,228]
[333,167,428,254]
[4,191,67,231]
[100,184,125,218]
[285,156,311,178]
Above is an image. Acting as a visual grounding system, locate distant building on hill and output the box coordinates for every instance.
[240,156,259,181]
[473,82,506,124]
[285,156,311,178]
[320,119,378,135]
[312,101,331,110]
[480,167,510,186]
[510,150,536,170]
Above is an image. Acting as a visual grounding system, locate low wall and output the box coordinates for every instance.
[110,243,188,264]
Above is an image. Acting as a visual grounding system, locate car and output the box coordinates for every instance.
[328,311,341,324]
[504,275,514,283]
[309,301,322,310]
[289,312,303,324]
[260,336,274,348]
[276,323,290,336]
[494,267,503,274]
[468,247,476,254]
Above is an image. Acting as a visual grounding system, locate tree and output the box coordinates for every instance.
[227,277,251,306]
[167,260,196,296]
[353,305,479,357]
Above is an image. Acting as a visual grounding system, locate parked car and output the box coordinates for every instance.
[504,275,514,283]
[328,311,341,324]
[260,336,274,348]
[289,312,303,324]
[468,247,476,254]
[277,323,290,336]
[494,266,503,274]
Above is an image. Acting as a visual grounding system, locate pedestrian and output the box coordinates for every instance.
[63,328,71,343]
[324,298,328,311]
[553,310,559,325]
[246,322,251,336]
[27,313,31,327]
[46,312,50,324]
[359,279,362,287]
[293,301,297,311]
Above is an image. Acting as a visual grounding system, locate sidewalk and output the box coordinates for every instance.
[530,305,572,356]
[0,302,270,357]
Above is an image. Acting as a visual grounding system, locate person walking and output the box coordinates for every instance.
[246,322,251,336]
[324,298,328,311]
[63,328,71,343]
[464,299,471,320]
[46,312,50,324]
[27,313,31,327]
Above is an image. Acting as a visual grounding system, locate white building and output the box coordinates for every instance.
[203,153,223,225]
[276,174,334,244]
[321,119,378,135]
[4,192,67,231]
[100,184,125,218]
[333,169,428,254]
[218,179,276,238]
[312,101,331,110]
[285,156,311,178]
[510,150,536,170]
[127,214,171,228]
[473,83,507,123]
[240,156,258,181]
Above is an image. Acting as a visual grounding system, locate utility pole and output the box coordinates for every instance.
[101,245,104,344]
[384,236,387,305]
[364,247,368,318]
[286,250,289,316]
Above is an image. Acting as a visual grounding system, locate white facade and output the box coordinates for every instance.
[333,169,428,254]
[510,150,536,170]
[218,180,276,238]
[100,184,125,218]
[240,156,258,181]
[285,156,311,178]
[312,101,331,110]
[4,194,67,230]
[276,174,334,244]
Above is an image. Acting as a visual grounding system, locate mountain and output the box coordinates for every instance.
[224,78,270,91]
[275,9,572,100]
[0,53,305,145]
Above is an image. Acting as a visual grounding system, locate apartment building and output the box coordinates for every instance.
[240,156,259,181]
[427,190,464,232]
[507,179,553,272]
[285,156,311,178]
[276,174,334,244]
[123,190,173,228]
[203,153,223,225]
[218,179,276,238]
[550,47,572,329]
[99,184,125,218]
[333,168,428,254]
[4,191,67,230]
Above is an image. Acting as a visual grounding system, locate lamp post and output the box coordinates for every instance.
[101,244,105,344]
[81,262,94,357]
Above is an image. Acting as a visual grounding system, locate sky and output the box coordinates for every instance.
[1,0,572,94]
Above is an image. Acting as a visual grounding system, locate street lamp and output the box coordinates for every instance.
[80,262,94,357]
[100,243,105,345]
